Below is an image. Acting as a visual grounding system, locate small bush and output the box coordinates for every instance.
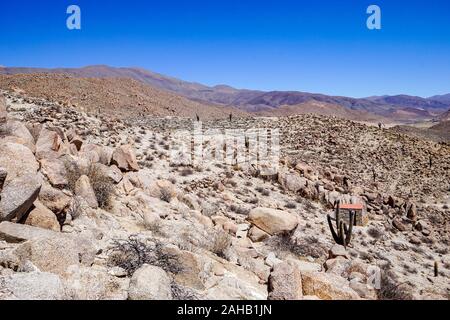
[180,168,194,177]
[0,123,11,137]
[64,160,83,193]
[378,267,414,300]
[229,204,249,215]
[267,232,326,259]
[160,186,173,203]
[171,282,198,300]
[210,230,232,259]
[256,187,270,196]
[367,227,383,239]
[68,196,83,220]
[88,167,114,209]
[285,202,297,209]
[108,235,182,276]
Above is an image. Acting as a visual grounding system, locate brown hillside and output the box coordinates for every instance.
[0,73,246,120]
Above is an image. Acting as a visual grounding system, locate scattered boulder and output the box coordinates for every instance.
[128,264,173,300]
[24,200,60,231]
[0,167,6,193]
[0,95,7,123]
[75,175,98,209]
[328,245,349,259]
[0,221,56,242]
[111,144,139,172]
[278,172,307,192]
[268,262,303,300]
[392,218,408,232]
[0,174,41,222]
[69,135,83,151]
[278,171,307,192]
[248,226,270,242]
[0,271,66,300]
[39,157,68,188]
[5,121,36,153]
[247,207,298,235]
[38,183,71,214]
[35,128,62,160]
[12,232,96,277]
[147,180,177,201]
[301,271,360,300]
[0,142,39,182]
[64,265,128,300]
[406,202,417,221]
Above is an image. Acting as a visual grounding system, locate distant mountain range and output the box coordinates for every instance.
[1,65,449,122]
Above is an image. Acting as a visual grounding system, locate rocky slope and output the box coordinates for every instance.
[0,73,246,120]
[0,90,448,300]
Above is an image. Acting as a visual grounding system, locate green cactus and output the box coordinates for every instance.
[327,200,354,248]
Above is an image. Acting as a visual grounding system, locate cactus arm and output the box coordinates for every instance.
[335,200,341,228]
[327,214,341,244]
[339,221,345,247]
[345,211,354,246]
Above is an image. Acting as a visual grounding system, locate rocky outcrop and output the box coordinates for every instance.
[301,272,360,300]
[75,175,98,209]
[247,207,299,235]
[111,144,139,172]
[0,271,66,300]
[127,265,173,300]
[24,200,60,231]
[35,128,62,160]
[268,262,303,300]
[0,141,42,221]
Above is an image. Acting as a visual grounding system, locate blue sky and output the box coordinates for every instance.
[0,0,449,98]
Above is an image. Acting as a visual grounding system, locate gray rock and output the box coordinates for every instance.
[0,271,66,300]
[0,222,96,276]
[248,207,298,235]
[268,262,303,300]
[111,144,139,172]
[128,264,173,300]
[75,175,98,209]
[35,128,62,160]
[0,174,41,221]
[0,95,6,123]
[0,167,6,193]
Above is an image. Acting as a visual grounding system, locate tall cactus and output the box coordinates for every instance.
[327,200,354,248]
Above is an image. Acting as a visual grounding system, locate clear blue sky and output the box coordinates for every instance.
[1,0,449,98]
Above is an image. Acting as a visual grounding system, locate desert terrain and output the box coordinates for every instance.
[0,71,449,300]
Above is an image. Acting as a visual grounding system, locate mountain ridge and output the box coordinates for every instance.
[1,65,449,121]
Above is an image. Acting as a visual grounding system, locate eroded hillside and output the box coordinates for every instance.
[0,91,449,300]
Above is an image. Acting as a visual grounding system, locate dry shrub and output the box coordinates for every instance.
[64,160,82,193]
[0,123,11,137]
[285,202,297,209]
[367,227,383,239]
[229,204,249,215]
[180,168,194,177]
[68,196,83,220]
[267,232,327,259]
[159,186,173,203]
[108,235,182,276]
[171,282,198,300]
[210,230,232,259]
[377,267,415,300]
[88,166,114,209]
